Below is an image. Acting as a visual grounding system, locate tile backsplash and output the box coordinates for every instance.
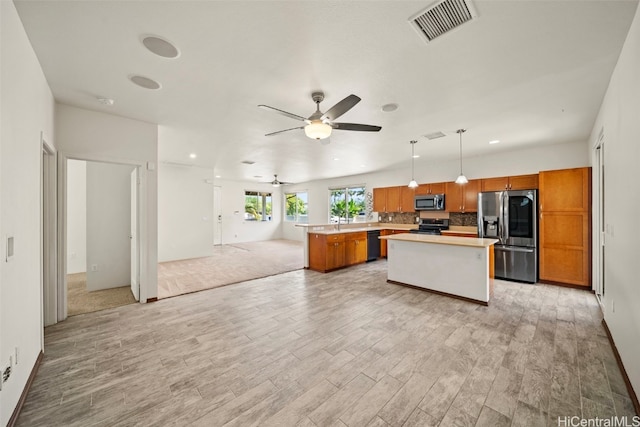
[378,211,477,226]
[449,212,477,227]
[378,212,420,224]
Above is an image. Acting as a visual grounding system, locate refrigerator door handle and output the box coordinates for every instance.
[502,192,509,243]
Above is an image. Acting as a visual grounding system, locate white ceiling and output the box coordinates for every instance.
[14,0,638,184]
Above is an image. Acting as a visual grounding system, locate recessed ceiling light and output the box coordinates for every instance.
[333,158,340,161]
[489,140,500,144]
[215,175,221,178]
[129,75,161,90]
[97,97,114,106]
[360,164,366,168]
[142,35,180,58]
[381,103,399,112]
[189,153,197,159]
[412,154,420,158]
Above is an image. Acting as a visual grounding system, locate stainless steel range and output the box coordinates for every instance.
[409,218,449,235]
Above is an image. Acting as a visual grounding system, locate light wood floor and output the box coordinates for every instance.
[158,239,303,299]
[18,260,635,426]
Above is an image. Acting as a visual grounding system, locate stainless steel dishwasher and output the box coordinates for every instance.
[366,230,381,261]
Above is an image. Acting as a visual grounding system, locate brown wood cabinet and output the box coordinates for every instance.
[308,233,346,272]
[373,186,414,212]
[539,167,591,287]
[481,174,539,192]
[345,232,367,266]
[373,187,387,212]
[445,179,481,213]
[416,182,446,195]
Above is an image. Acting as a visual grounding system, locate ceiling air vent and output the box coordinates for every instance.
[409,0,478,43]
[425,131,446,140]
[241,160,256,165]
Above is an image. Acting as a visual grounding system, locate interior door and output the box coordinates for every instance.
[213,185,222,245]
[130,168,139,301]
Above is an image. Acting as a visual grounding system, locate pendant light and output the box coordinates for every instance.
[455,129,468,184]
[408,140,418,188]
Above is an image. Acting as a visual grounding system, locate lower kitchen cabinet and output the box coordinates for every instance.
[309,231,368,272]
[309,233,345,272]
[345,232,367,265]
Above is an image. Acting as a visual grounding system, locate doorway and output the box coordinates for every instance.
[594,137,605,303]
[65,159,139,316]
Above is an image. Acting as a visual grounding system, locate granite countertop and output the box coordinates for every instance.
[305,223,417,235]
[380,233,498,248]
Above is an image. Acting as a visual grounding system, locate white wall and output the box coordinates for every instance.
[56,104,158,301]
[282,139,588,240]
[211,178,283,244]
[158,164,215,262]
[589,3,640,399]
[86,162,135,291]
[0,1,56,424]
[66,160,86,274]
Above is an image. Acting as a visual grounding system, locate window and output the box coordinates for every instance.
[329,186,366,224]
[244,191,272,221]
[285,191,308,223]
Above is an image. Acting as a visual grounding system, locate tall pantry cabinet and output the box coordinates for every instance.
[539,167,591,287]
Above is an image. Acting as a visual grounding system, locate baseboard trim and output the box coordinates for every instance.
[387,279,488,306]
[146,297,158,303]
[601,319,640,416]
[7,350,43,427]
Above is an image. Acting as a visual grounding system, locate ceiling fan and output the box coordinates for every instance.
[259,92,382,142]
[266,174,293,187]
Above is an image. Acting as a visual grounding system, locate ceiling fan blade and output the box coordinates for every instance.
[331,123,382,132]
[320,94,361,121]
[264,126,304,136]
[258,105,309,122]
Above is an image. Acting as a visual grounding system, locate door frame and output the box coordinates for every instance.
[41,133,58,329]
[593,131,605,304]
[55,152,147,323]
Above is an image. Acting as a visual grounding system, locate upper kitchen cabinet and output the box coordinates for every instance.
[445,179,481,213]
[415,182,446,195]
[373,186,414,212]
[373,187,387,212]
[539,167,591,287]
[481,174,539,192]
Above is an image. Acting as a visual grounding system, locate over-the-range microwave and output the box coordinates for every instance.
[415,194,446,211]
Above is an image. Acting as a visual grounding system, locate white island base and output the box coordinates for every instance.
[381,234,498,305]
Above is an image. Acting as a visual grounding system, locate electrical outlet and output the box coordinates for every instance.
[91,264,98,272]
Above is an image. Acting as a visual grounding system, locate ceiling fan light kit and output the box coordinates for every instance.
[260,91,381,141]
[304,121,332,140]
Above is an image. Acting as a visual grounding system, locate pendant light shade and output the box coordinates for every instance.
[455,129,468,184]
[408,140,419,188]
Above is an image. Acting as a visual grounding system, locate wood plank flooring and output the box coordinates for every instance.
[17,260,636,426]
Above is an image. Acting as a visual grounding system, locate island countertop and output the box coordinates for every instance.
[380,233,498,248]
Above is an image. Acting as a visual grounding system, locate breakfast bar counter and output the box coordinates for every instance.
[380,233,498,305]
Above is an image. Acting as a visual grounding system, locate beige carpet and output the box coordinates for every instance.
[67,273,137,316]
[158,239,304,299]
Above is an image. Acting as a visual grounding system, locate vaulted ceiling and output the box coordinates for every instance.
[15,0,638,183]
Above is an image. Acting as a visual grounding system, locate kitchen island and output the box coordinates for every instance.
[380,233,498,305]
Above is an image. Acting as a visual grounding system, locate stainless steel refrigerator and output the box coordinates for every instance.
[477,189,538,283]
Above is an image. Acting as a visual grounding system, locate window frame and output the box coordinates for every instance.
[244,190,273,222]
[284,190,308,223]
[328,185,366,224]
